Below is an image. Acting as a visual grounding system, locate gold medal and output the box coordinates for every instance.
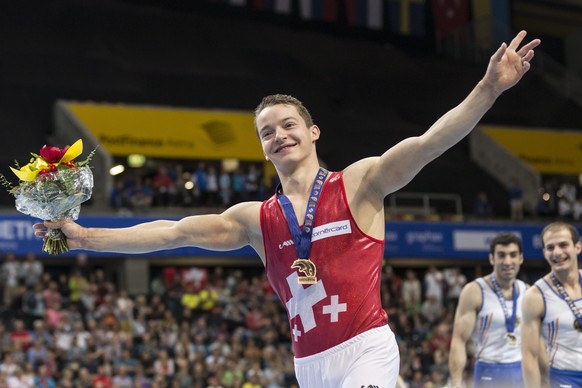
[291,259,317,284]
[505,333,518,347]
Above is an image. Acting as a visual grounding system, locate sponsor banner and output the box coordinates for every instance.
[384,221,573,260]
[65,102,265,161]
[452,230,522,251]
[0,214,255,258]
[480,125,582,174]
[2,213,576,260]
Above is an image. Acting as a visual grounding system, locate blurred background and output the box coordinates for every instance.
[0,0,580,386]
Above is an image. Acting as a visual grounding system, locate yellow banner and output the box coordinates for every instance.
[481,125,582,174]
[66,102,265,161]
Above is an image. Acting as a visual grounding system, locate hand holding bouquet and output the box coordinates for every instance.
[0,139,94,254]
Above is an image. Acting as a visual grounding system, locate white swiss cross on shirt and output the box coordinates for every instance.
[285,272,348,341]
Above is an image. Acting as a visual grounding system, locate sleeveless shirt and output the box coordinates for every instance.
[535,274,582,371]
[472,277,527,363]
[260,171,388,358]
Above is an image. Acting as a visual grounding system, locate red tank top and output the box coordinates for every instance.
[260,171,388,357]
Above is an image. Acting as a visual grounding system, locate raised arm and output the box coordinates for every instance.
[449,282,481,387]
[521,285,546,388]
[35,201,264,259]
[350,30,540,198]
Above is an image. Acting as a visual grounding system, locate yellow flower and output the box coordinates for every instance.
[9,139,84,182]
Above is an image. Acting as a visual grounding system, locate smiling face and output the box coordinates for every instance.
[256,103,320,170]
[489,242,523,284]
[542,225,582,275]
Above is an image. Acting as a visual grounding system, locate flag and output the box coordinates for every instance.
[207,0,247,6]
[345,0,384,30]
[299,0,339,22]
[252,0,293,14]
[388,0,426,36]
[430,0,469,38]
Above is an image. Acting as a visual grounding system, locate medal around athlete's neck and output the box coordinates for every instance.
[490,273,518,336]
[291,259,317,284]
[276,167,328,285]
[550,272,582,333]
[505,332,518,347]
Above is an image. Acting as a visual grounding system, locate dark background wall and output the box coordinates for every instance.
[1,0,581,215]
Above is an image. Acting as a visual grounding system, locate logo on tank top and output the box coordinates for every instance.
[278,220,352,249]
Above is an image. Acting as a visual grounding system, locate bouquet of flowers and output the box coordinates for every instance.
[0,139,94,254]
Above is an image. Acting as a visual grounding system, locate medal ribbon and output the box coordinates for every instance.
[490,273,518,333]
[550,272,582,329]
[276,167,328,259]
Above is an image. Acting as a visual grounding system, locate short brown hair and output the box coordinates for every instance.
[541,222,580,247]
[254,94,314,131]
[489,233,522,254]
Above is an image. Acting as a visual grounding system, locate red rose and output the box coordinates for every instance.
[40,145,69,163]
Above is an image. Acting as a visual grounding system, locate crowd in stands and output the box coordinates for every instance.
[540,175,582,221]
[108,159,582,225]
[0,248,484,387]
[473,175,582,221]
[109,162,269,216]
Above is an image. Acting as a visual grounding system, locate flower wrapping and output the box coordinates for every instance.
[1,139,94,254]
[14,166,93,220]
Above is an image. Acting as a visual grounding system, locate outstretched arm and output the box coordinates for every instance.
[34,201,263,256]
[351,30,540,197]
[521,285,546,388]
[449,282,481,387]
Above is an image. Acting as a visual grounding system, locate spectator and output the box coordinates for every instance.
[574,196,582,221]
[424,265,444,307]
[109,179,132,215]
[206,166,219,206]
[20,252,43,289]
[9,320,33,352]
[6,365,32,388]
[402,270,422,315]
[444,267,467,313]
[152,166,176,207]
[421,294,443,324]
[72,253,92,279]
[68,270,89,306]
[33,364,56,388]
[0,323,13,355]
[57,368,75,388]
[152,349,174,381]
[75,367,93,388]
[21,284,45,328]
[1,252,21,307]
[0,353,18,378]
[130,178,154,214]
[508,178,524,221]
[473,191,493,218]
[90,365,112,388]
[231,168,245,204]
[41,281,62,311]
[111,365,133,388]
[26,339,48,368]
[218,168,231,206]
[30,320,52,348]
[244,164,261,201]
[193,162,208,206]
